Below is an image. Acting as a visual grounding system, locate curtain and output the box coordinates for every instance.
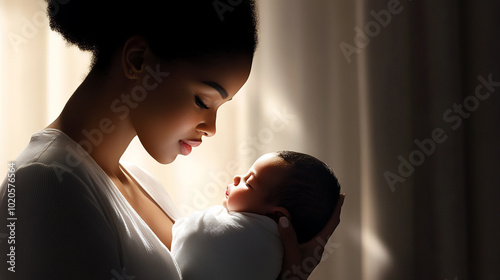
[1,0,499,279]
[360,0,500,279]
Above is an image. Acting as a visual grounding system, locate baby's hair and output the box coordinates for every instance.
[273,151,341,243]
[46,0,258,69]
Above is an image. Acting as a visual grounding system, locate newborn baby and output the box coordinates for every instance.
[171,151,341,280]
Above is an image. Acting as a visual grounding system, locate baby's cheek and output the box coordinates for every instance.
[228,195,247,212]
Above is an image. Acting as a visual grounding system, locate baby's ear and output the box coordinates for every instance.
[267,207,291,224]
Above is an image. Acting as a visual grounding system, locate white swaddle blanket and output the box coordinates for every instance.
[171,205,283,280]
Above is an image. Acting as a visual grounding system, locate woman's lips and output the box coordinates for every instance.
[182,139,202,148]
[179,140,202,156]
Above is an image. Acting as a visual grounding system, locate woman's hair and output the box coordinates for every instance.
[46,0,258,69]
[273,151,341,244]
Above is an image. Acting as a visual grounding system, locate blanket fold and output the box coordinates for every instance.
[172,205,283,280]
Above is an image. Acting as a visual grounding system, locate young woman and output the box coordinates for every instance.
[0,1,344,279]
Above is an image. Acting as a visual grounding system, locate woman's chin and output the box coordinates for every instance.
[151,152,178,165]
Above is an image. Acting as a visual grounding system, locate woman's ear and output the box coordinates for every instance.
[121,35,149,79]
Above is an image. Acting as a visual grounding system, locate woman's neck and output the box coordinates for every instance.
[47,64,137,177]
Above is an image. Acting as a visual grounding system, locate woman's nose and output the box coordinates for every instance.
[196,112,217,137]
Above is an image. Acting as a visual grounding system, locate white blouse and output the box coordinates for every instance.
[0,129,182,280]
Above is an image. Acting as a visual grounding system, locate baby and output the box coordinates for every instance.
[171,151,341,280]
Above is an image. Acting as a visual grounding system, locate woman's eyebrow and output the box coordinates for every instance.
[202,81,228,99]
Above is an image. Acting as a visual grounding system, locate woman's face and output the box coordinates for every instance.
[129,54,252,164]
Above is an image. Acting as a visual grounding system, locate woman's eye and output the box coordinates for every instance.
[194,95,209,109]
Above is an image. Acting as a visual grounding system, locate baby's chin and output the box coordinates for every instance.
[222,199,228,210]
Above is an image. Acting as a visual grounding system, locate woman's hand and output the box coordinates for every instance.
[277,193,345,280]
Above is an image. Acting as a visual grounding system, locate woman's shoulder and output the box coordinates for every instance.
[13,129,93,173]
[3,129,109,206]
[2,162,99,209]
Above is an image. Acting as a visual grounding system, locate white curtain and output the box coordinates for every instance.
[2,1,499,279]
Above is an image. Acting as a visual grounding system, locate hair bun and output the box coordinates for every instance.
[45,0,258,67]
[46,0,130,52]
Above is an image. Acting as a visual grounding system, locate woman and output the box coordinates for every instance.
[0,0,344,279]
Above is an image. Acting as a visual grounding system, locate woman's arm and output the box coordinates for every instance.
[277,194,345,280]
[0,164,122,279]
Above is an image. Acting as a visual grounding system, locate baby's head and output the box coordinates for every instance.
[223,151,341,243]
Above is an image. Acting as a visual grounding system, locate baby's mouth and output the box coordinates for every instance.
[225,186,230,198]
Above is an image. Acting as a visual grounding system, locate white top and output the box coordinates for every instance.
[0,129,182,280]
[171,205,283,280]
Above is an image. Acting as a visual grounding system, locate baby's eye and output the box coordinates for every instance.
[194,95,209,109]
[245,183,253,189]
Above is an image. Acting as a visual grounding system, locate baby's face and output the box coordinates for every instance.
[223,153,289,215]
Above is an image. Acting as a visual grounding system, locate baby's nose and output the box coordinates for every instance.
[232,175,241,186]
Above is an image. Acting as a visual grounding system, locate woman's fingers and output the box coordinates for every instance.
[300,193,345,259]
[278,216,304,279]
[277,194,346,280]
[278,216,301,265]
[317,193,345,242]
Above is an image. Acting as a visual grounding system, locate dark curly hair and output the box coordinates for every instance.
[46,0,258,69]
[272,151,341,244]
